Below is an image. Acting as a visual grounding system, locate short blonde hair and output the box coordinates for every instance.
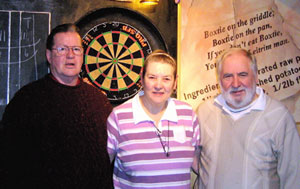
[142,50,177,78]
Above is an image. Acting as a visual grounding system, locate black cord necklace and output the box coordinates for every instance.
[154,121,170,157]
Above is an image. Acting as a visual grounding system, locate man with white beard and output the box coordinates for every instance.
[196,48,300,189]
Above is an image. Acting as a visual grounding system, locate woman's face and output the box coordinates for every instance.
[142,61,177,108]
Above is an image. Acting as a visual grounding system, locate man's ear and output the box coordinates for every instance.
[46,49,52,65]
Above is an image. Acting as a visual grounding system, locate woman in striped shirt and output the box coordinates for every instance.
[107,50,200,188]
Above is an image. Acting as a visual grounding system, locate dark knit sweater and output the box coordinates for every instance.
[2,74,113,189]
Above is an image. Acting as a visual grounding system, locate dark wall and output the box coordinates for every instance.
[0,0,177,120]
[0,0,177,55]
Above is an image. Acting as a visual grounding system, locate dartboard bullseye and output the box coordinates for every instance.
[82,22,152,103]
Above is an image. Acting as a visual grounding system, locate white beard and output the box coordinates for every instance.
[221,82,256,109]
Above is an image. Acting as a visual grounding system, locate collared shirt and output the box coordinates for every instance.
[215,87,266,120]
[197,87,300,189]
[132,91,178,129]
[107,91,200,189]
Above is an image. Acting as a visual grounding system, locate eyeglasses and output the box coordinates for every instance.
[51,46,83,56]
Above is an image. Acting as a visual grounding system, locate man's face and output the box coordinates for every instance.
[46,32,83,85]
[220,52,257,109]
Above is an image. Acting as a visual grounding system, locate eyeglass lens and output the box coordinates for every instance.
[53,46,83,56]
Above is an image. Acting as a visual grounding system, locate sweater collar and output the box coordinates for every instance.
[49,74,81,86]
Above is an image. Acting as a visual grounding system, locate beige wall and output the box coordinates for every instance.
[178,0,300,123]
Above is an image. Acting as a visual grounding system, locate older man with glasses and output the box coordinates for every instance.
[2,23,113,188]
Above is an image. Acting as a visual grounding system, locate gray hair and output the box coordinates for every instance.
[216,48,258,78]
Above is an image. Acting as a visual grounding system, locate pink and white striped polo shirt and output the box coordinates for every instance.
[107,92,200,188]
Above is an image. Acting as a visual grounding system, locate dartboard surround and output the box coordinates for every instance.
[82,22,152,102]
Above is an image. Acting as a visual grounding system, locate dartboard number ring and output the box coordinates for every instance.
[82,22,152,102]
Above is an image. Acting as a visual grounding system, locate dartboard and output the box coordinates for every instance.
[82,22,152,102]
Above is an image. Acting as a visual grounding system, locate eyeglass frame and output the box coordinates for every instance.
[51,45,83,56]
